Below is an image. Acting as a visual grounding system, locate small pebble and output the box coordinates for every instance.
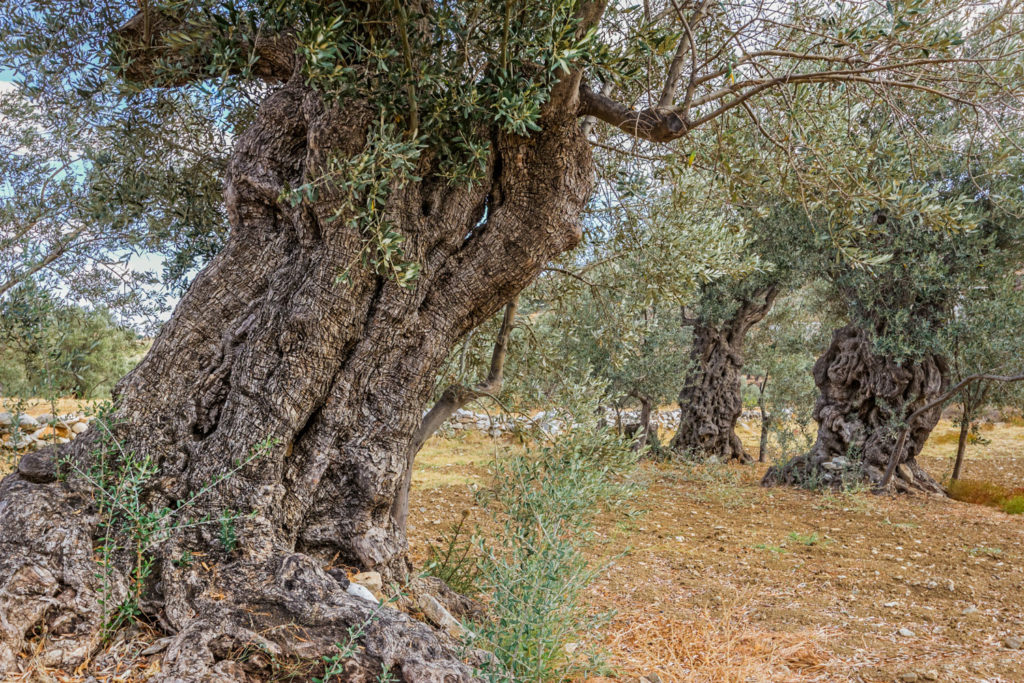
[898,627,915,637]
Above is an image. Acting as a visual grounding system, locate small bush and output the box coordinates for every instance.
[1000,495,1024,515]
[473,426,637,682]
[424,510,481,596]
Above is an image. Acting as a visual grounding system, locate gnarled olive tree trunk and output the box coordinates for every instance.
[762,325,947,493]
[0,74,592,681]
[670,287,777,462]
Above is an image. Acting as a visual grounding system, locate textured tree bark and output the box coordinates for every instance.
[762,325,948,493]
[0,77,593,680]
[952,414,970,481]
[670,288,777,462]
[757,372,771,463]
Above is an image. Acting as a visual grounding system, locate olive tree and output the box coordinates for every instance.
[1,1,1022,678]
[764,138,1024,493]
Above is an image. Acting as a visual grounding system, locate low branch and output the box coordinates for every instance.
[878,371,1024,489]
[412,297,519,454]
[391,298,519,534]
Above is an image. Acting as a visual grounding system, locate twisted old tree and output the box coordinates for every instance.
[765,181,1024,492]
[671,286,777,462]
[1,1,1021,680]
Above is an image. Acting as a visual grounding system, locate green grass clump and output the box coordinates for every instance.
[1000,495,1024,515]
[473,426,637,682]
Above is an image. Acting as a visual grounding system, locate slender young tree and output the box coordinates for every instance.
[2,1,1023,678]
[943,270,1024,481]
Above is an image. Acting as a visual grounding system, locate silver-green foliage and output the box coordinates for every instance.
[744,285,834,461]
[471,391,637,681]
[0,281,140,399]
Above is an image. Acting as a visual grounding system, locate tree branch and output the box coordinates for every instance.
[115,10,295,87]
[411,296,519,454]
[391,297,519,534]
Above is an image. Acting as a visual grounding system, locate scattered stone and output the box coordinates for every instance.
[35,413,53,425]
[1003,636,1022,650]
[921,671,938,681]
[0,412,11,426]
[16,414,39,429]
[345,582,378,604]
[417,593,467,638]
[884,601,899,608]
[897,463,915,484]
[962,605,980,615]
[898,627,915,637]
[564,642,578,655]
[831,456,850,468]
[898,673,919,682]
[351,571,383,595]
[71,421,89,434]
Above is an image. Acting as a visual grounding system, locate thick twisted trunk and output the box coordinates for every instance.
[0,80,592,680]
[762,325,948,493]
[670,288,777,462]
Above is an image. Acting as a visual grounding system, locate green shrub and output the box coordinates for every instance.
[424,510,481,597]
[472,426,636,682]
[1001,495,1024,515]
[0,282,141,398]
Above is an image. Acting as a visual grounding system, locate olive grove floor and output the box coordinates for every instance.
[0,405,1022,682]
[408,422,1024,683]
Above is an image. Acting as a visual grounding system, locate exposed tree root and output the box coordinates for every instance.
[0,467,485,682]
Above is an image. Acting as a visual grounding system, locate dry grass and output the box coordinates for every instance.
[600,597,831,683]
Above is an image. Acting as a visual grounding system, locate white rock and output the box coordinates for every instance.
[898,627,915,637]
[0,412,12,426]
[346,582,378,604]
[16,415,39,429]
[35,413,53,425]
[71,422,88,434]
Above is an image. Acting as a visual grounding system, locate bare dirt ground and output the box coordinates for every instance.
[408,421,1024,683]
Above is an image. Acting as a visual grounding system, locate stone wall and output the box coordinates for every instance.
[442,407,761,437]
[0,412,93,451]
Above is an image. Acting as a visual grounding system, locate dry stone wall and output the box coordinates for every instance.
[0,412,93,452]
[442,407,761,437]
